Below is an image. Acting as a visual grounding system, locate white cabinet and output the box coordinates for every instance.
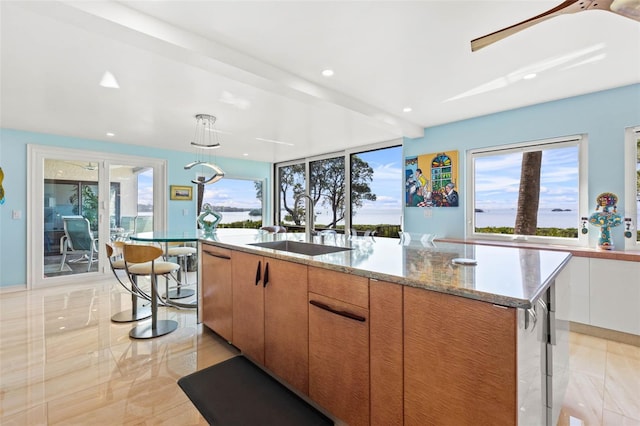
[589,258,640,335]
[556,257,590,325]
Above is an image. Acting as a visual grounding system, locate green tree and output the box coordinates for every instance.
[279,164,306,225]
[350,155,377,217]
[310,157,346,228]
[69,184,98,229]
[278,156,377,229]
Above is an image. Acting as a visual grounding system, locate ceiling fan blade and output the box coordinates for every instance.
[610,0,640,20]
[471,0,609,52]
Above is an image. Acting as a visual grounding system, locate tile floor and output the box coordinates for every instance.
[1,277,638,425]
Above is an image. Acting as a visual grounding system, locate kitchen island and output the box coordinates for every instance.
[199,230,572,426]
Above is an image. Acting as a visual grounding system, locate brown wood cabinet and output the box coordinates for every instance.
[370,279,403,426]
[308,267,369,426]
[231,250,265,364]
[231,250,309,392]
[201,243,233,341]
[403,286,517,426]
[264,257,309,393]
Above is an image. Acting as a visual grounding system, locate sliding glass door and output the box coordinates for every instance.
[28,146,166,288]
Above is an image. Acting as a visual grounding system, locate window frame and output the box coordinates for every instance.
[466,134,589,246]
[200,176,266,227]
[274,139,402,234]
[624,125,640,251]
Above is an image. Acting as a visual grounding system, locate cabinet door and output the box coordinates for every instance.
[555,256,590,325]
[201,244,233,341]
[231,251,265,364]
[590,258,640,335]
[404,287,517,426]
[309,292,369,426]
[370,279,403,426]
[264,258,309,393]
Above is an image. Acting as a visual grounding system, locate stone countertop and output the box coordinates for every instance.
[200,230,572,309]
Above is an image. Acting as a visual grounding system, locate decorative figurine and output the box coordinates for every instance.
[197,203,222,235]
[588,192,622,250]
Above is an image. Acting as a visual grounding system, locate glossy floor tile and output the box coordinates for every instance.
[558,334,640,426]
[1,278,638,425]
[0,278,238,425]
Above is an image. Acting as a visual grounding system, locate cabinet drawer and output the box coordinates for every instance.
[201,243,231,259]
[308,266,368,308]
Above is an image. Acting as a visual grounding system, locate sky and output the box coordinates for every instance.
[354,146,403,212]
[203,178,262,209]
[474,145,579,211]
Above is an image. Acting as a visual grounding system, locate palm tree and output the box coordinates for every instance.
[515,151,542,235]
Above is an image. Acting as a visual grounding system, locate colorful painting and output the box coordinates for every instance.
[405,151,459,207]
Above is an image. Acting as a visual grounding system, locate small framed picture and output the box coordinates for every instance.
[170,185,193,201]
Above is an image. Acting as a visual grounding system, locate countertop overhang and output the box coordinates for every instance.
[200,229,572,309]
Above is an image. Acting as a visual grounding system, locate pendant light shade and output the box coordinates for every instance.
[184,114,225,185]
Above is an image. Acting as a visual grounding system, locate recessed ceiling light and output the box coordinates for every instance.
[243,153,249,156]
[321,69,334,77]
[255,137,295,146]
[99,71,120,89]
[403,107,412,113]
[523,73,537,80]
[106,132,115,137]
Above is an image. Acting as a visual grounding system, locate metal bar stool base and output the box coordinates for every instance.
[129,319,178,339]
[167,288,195,299]
[111,308,152,323]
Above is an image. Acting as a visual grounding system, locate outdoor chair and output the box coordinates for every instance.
[59,216,99,272]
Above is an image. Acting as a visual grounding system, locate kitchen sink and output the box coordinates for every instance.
[248,240,352,256]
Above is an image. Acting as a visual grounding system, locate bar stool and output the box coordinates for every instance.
[165,243,197,299]
[123,244,180,339]
[106,242,151,323]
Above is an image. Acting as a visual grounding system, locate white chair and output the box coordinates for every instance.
[59,216,99,272]
[165,243,197,299]
[123,244,180,339]
[106,242,151,323]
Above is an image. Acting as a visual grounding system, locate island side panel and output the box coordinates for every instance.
[404,286,517,426]
[370,279,403,426]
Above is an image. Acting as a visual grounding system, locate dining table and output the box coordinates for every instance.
[129,230,202,309]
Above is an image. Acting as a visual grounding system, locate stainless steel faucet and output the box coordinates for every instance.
[294,194,314,242]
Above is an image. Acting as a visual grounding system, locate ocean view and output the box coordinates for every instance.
[220,207,583,229]
[475,208,579,229]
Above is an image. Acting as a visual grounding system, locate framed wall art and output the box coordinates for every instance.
[405,150,459,207]
[170,185,193,201]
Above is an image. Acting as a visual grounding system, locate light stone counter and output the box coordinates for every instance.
[201,230,572,309]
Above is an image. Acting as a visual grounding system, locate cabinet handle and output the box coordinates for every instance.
[309,300,366,322]
[263,262,270,287]
[202,250,231,260]
[255,261,262,285]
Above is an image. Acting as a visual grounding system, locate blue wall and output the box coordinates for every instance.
[0,129,271,287]
[403,84,640,243]
[1,84,639,287]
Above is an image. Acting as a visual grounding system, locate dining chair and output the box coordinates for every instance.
[106,242,151,323]
[134,215,153,233]
[165,242,197,299]
[123,244,180,339]
[260,225,287,233]
[59,216,99,272]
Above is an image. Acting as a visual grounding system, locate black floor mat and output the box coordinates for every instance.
[178,355,333,426]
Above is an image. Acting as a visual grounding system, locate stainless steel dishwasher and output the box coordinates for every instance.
[517,280,570,426]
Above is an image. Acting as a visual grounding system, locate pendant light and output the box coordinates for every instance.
[184,114,225,185]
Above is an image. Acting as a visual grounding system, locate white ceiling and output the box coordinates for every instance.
[1,1,639,163]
